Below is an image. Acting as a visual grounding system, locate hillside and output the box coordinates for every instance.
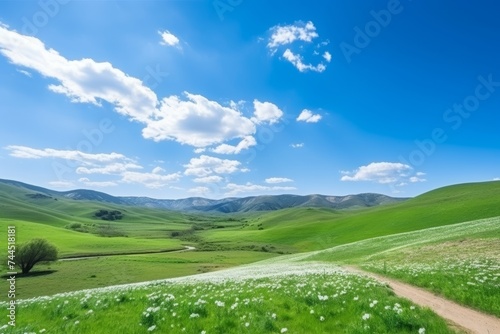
[0,178,406,213]
[201,181,500,251]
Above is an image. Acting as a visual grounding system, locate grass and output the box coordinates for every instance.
[0,263,454,334]
[0,220,184,257]
[0,180,499,332]
[199,181,500,252]
[306,216,500,316]
[0,251,276,301]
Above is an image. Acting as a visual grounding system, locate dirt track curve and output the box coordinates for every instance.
[345,266,500,334]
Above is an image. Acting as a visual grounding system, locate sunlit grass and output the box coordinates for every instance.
[0,263,453,334]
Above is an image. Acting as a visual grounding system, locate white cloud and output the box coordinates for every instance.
[265,177,293,184]
[340,162,426,185]
[5,146,132,166]
[0,26,287,149]
[159,30,180,48]
[296,109,322,123]
[143,92,256,147]
[268,21,318,50]
[152,166,165,174]
[0,25,157,124]
[121,170,182,189]
[283,49,326,73]
[17,69,31,77]
[194,148,206,154]
[323,51,332,62]
[409,176,426,183]
[78,178,118,187]
[211,136,256,154]
[193,175,223,183]
[48,181,74,188]
[188,186,210,195]
[224,182,296,196]
[252,100,284,124]
[291,143,304,148]
[184,155,242,177]
[76,162,142,175]
[266,21,330,73]
[493,177,500,181]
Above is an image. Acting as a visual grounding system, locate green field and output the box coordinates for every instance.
[307,216,500,316]
[0,263,454,334]
[200,181,500,251]
[1,180,499,333]
[0,251,276,301]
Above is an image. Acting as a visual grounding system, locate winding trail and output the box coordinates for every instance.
[59,246,196,261]
[344,266,500,334]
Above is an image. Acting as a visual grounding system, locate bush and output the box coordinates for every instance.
[17,239,58,274]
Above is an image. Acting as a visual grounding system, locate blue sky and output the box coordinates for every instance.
[0,0,499,199]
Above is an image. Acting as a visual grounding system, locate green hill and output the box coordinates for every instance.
[200,181,500,251]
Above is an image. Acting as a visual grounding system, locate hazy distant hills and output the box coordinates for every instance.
[0,178,407,213]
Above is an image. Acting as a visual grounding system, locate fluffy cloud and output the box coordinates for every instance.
[323,51,332,62]
[252,100,284,124]
[76,162,142,175]
[5,146,132,166]
[268,21,318,50]
[0,25,157,123]
[283,49,326,73]
[184,155,243,177]
[225,182,296,196]
[78,178,118,187]
[121,170,182,189]
[265,177,293,184]
[188,186,210,195]
[340,162,426,185]
[5,145,182,189]
[0,26,284,149]
[48,181,74,188]
[159,30,180,47]
[193,175,223,183]
[290,143,304,148]
[266,21,330,73]
[143,92,256,147]
[211,136,256,155]
[296,109,322,123]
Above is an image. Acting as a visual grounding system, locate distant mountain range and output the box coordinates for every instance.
[0,178,408,213]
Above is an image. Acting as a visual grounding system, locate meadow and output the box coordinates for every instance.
[0,263,454,334]
[0,181,499,333]
[307,216,500,316]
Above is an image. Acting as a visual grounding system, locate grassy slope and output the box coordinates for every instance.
[306,216,500,316]
[0,220,184,257]
[1,181,498,304]
[201,181,500,251]
[0,251,276,301]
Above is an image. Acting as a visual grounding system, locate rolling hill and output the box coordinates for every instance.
[201,181,500,251]
[0,178,406,213]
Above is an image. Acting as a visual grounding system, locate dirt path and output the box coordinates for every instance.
[344,266,500,334]
[59,245,196,261]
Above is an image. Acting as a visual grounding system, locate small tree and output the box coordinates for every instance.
[17,239,58,274]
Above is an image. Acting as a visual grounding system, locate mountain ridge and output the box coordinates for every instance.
[0,178,408,213]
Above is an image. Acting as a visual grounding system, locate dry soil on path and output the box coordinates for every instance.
[345,266,500,334]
